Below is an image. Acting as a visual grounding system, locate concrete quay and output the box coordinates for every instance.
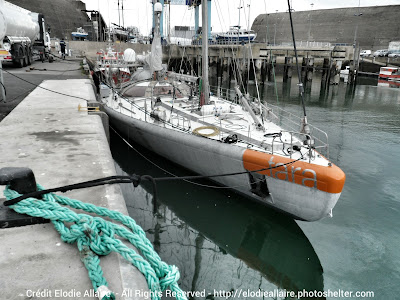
[0,74,149,299]
[0,58,87,122]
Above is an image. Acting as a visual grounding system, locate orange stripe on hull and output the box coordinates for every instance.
[243,149,345,194]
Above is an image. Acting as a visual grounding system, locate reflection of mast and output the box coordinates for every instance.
[152,185,161,253]
[154,221,161,254]
[201,0,210,105]
[191,233,205,292]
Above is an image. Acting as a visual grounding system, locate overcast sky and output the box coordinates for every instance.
[81,0,400,35]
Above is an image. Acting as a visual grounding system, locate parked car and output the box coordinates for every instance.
[360,50,371,57]
[373,49,389,57]
[388,51,400,58]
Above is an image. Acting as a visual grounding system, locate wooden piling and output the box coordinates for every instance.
[307,58,314,81]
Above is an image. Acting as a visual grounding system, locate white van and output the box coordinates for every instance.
[373,49,389,57]
[360,50,371,57]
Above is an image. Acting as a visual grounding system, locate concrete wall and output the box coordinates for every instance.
[252,5,400,51]
[7,0,90,39]
[70,41,151,58]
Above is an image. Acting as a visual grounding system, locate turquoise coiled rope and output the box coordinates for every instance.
[4,184,187,300]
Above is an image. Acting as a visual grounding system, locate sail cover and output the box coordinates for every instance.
[150,31,163,73]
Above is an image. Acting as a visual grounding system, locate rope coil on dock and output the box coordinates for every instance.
[4,184,187,300]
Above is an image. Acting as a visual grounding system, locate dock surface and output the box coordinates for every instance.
[0,71,148,299]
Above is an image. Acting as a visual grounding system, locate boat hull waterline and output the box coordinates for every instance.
[105,106,345,222]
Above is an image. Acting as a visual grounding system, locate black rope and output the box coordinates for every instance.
[0,80,6,98]
[4,175,140,206]
[1,68,91,102]
[50,53,82,64]
[4,154,303,206]
[28,67,81,72]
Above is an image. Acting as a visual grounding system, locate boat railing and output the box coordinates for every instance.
[191,39,256,46]
[116,91,191,134]
[210,85,239,104]
[209,85,330,159]
[170,114,191,131]
[281,41,332,48]
[259,101,329,160]
[265,130,328,163]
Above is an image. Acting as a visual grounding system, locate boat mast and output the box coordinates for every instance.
[117,0,120,27]
[201,0,210,105]
[150,2,163,78]
[287,0,310,134]
[122,0,125,31]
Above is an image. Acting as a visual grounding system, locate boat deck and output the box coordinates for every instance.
[104,86,329,167]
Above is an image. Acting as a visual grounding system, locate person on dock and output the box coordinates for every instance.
[60,39,66,60]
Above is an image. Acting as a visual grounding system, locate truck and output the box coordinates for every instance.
[388,41,400,57]
[0,0,51,67]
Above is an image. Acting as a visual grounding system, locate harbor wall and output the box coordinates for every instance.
[252,5,400,51]
[70,41,151,58]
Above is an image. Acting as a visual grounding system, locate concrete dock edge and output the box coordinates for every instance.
[0,79,149,299]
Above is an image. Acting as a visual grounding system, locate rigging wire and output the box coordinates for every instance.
[243,1,251,93]
[264,1,279,104]
[173,5,197,77]
[217,0,255,99]
[215,0,246,93]
[0,60,307,197]
[4,129,304,206]
[110,125,304,191]
[241,1,261,104]
[287,0,307,118]
[101,80,191,133]
[3,81,307,204]
[226,0,231,32]
[214,0,259,104]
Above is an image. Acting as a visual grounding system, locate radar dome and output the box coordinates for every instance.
[123,48,136,63]
[154,2,163,13]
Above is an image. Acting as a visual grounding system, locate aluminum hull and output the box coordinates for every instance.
[104,105,343,221]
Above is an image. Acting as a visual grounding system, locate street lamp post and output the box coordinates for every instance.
[352,0,362,83]
[308,3,314,41]
[274,10,278,45]
[266,13,269,44]
[247,3,251,30]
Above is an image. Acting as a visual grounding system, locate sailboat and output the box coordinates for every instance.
[98,2,345,221]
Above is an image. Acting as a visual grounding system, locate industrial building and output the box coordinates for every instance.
[252,5,400,50]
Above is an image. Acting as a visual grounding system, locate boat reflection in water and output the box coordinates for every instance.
[112,132,325,298]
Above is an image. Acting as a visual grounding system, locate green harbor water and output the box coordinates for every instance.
[111,74,400,299]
